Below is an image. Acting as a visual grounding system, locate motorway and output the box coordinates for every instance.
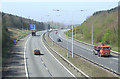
[49,30,119,74]
[25,31,74,77]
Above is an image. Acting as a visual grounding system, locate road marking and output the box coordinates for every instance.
[20,39,24,40]
[58,31,93,52]
[41,58,43,61]
[40,57,52,77]
[44,64,47,67]
[41,34,76,77]
[46,68,48,70]
[57,30,119,76]
[111,58,118,60]
[47,70,53,76]
[24,36,31,78]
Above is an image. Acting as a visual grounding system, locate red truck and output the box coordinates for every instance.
[93,45,111,57]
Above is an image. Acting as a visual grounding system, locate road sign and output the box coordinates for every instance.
[30,24,35,30]
[14,39,16,44]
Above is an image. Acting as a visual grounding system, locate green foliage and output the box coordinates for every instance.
[102,29,112,44]
[2,12,50,45]
[2,12,50,30]
[68,7,118,51]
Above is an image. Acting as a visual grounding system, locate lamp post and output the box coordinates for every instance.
[67,30,69,58]
[74,10,87,40]
[21,17,24,32]
[45,15,50,31]
[72,12,74,58]
[72,10,87,58]
[53,9,70,58]
[53,9,61,29]
[56,14,61,29]
[92,24,93,46]
[28,16,30,31]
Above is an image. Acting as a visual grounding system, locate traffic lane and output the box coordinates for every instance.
[52,30,118,72]
[26,31,73,77]
[50,31,118,72]
[57,30,118,61]
[36,32,73,77]
[26,36,51,77]
[58,30,119,57]
[49,31,118,72]
[52,30,119,61]
[58,30,93,50]
[50,31,94,55]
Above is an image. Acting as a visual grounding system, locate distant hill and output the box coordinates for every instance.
[2,12,50,31]
[68,7,118,51]
[1,12,50,48]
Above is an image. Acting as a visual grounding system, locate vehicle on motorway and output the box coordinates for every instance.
[56,31,58,34]
[57,38,62,42]
[32,30,36,36]
[93,45,111,57]
[34,49,41,55]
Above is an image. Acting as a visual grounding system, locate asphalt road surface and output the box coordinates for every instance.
[49,29,119,74]
[25,31,74,77]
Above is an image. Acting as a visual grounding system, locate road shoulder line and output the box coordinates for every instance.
[41,34,76,77]
[24,35,31,78]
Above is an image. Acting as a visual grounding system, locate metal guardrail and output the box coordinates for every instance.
[47,31,120,77]
[42,32,90,78]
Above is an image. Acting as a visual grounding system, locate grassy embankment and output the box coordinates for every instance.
[2,11,47,62]
[2,27,32,61]
[65,7,118,52]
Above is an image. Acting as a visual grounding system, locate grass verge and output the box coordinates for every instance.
[2,27,32,62]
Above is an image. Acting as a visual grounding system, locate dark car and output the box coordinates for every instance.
[57,38,62,42]
[34,49,41,55]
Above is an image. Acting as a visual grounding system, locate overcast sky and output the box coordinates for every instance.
[1,0,118,25]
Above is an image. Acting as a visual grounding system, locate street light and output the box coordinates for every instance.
[53,9,61,29]
[21,17,23,31]
[55,15,61,29]
[45,15,50,31]
[28,16,30,31]
[40,17,44,22]
[75,10,87,40]
[67,29,69,58]
[53,9,70,58]
[71,11,74,58]
[92,24,93,46]
[72,10,87,58]
[53,9,60,11]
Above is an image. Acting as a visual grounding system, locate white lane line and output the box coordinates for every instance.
[41,34,76,77]
[46,68,48,70]
[58,31,93,52]
[40,57,52,77]
[59,32,118,61]
[111,58,118,60]
[59,31,119,75]
[24,36,31,78]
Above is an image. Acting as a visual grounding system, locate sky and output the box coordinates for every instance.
[1,1,118,25]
